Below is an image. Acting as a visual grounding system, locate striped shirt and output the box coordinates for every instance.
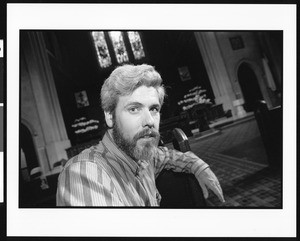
[56,130,209,206]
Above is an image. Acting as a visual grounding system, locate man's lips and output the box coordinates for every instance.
[139,132,157,140]
[134,129,160,142]
[140,134,153,139]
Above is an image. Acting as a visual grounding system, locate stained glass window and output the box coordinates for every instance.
[108,31,129,64]
[127,31,145,60]
[91,31,112,68]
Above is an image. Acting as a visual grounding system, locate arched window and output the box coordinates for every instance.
[109,31,129,64]
[91,31,112,68]
[127,31,145,60]
[91,31,145,68]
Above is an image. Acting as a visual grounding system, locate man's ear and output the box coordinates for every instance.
[104,111,113,128]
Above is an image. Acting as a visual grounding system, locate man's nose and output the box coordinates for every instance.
[142,109,155,128]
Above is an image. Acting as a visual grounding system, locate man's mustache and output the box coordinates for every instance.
[133,128,160,142]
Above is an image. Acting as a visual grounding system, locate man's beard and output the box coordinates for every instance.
[112,123,160,162]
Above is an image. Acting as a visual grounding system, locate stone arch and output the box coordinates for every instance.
[234,59,265,111]
[20,120,40,181]
[20,114,50,172]
[21,118,38,137]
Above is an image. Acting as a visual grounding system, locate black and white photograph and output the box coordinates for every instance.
[19,29,283,209]
[6,3,296,238]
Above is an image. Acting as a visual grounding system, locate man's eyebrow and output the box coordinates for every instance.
[124,102,143,108]
[124,102,161,109]
[150,103,161,109]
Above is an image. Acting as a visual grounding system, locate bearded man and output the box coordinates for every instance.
[56,64,224,206]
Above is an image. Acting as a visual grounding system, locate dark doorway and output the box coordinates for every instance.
[20,123,39,173]
[20,124,41,206]
[238,63,263,112]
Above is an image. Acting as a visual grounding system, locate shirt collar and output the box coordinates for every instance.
[102,129,149,175]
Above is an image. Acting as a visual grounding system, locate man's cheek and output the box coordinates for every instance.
[155,118,160,130]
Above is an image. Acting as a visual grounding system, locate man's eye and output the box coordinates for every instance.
[150,107,160,113]
[128,107,139,113]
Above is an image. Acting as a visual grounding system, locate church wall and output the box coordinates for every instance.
[20,31,71,174]
[20,52,50,173]
[214,31,281,109]
[215,32,262,98]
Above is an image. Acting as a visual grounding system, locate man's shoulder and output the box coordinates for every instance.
[64,142,109,168]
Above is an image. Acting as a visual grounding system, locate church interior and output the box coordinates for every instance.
[19,30,283,208]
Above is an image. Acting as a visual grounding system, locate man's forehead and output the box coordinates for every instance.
[124,86,159,101]
[120,86,160,106]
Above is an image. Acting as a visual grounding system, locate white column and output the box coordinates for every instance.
[194,32,237,116]
[22,32,71,171]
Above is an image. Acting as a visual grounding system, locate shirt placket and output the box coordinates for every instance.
[136,160,159,206]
